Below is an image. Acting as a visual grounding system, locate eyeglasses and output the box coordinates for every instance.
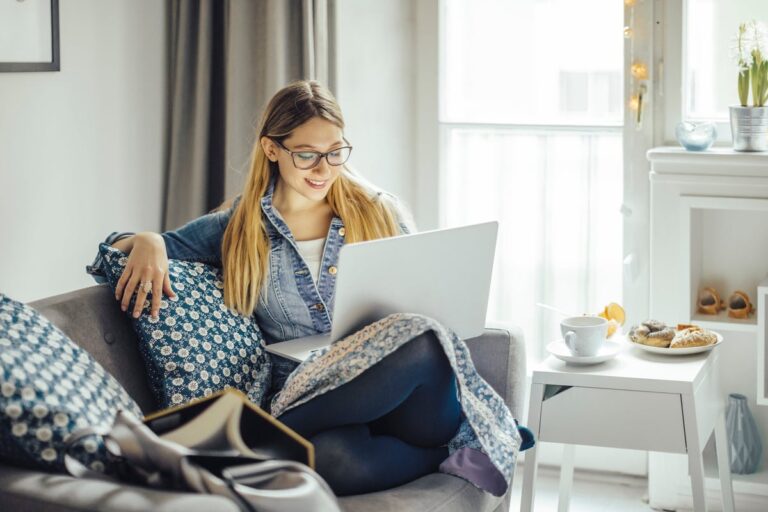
[272,139,353,170]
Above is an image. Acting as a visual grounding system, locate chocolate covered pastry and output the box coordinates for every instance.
[629,319,676,348]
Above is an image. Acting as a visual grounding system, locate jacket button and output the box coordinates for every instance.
[103,333,115,345]
[314,303,325,311]
[328,266,337,275]
[338,227,345,236]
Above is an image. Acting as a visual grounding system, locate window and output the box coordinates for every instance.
[686,0,768,120]
[440,0,624,362]
[663,0,768,141]
[441,0,623,126]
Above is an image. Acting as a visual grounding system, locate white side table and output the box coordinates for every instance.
[520,345,735,512]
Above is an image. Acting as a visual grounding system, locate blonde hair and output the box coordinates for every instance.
[220,80,408,316]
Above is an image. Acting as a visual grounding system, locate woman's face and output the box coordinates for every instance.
[262,116,345,206]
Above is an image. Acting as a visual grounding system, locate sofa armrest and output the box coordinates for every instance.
[463,324,526,421]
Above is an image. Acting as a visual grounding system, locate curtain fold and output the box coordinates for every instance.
[163,0,336,231]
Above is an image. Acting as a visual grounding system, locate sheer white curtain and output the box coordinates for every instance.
[440,0,624,362]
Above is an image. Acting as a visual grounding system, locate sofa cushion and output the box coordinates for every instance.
[96,244,272,410]
[0,463,241,512]
[0,464,502,512]
[0,293,142,473]
[340,473,503,512]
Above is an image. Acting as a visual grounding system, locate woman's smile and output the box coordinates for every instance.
[305,177,328,189]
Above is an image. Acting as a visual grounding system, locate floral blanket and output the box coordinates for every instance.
[269,313,521,495]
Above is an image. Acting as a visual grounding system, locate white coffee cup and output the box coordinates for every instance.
[560,316,608,357]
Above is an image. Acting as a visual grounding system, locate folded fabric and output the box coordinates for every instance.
[0,293,141,474]
[65,408,342,511]
[270,313,522,497]
[96,244,272,410]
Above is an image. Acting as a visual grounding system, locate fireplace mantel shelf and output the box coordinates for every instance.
[647,147,768,179]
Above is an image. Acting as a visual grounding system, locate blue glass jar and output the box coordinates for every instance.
[675,121,717,151]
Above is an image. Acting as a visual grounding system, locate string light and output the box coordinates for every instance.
[626,0,646,128]
[631,61,649,80]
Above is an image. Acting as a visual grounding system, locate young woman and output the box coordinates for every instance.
[88,80,524,497]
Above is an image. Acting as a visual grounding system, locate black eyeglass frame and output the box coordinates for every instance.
[271,138,353,170]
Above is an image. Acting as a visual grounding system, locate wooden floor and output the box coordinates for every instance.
[507,464,657,512]
[506,463,766,511]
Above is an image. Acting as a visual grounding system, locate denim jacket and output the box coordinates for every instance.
[86,171,414,396]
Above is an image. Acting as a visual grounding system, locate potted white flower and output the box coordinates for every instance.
[730,20,768,151]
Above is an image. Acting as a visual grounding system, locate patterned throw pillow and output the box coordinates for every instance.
[97,243,272,410]
[0,293,142,473]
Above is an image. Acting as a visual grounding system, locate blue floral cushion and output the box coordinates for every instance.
[97,243,272,410]
[0,293,142,473]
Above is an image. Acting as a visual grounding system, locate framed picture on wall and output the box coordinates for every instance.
[0,0,60,72]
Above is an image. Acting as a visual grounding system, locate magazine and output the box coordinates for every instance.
[142,388,314,468]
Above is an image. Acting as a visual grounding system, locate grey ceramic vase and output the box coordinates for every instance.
[725,393,763,474]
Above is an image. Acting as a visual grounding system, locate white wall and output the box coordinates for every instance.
[0,0,165,302]
[335,0,418,214]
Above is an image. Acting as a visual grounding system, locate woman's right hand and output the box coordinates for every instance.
[114,232,177,319]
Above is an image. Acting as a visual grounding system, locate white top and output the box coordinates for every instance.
[295,237,325,284]
[532,340,718,394]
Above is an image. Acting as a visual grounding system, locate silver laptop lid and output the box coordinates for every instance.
[330,221,498,341]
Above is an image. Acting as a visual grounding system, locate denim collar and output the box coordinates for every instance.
[259,171,344,243]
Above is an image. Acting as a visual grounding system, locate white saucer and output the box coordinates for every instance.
[546,339,622,365]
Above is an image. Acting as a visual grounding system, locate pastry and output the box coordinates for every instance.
[642,319,667,332]
[698,287,724,315]
[727,290,753,319]
[629,319,676,348]
[670,326,718,348]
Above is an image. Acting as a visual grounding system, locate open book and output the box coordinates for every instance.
[142,388,314,469]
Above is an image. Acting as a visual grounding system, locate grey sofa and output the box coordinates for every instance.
[0,284,526,512]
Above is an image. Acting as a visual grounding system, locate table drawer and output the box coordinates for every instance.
[538,386,687,453]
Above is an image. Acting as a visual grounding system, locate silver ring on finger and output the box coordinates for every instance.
[139,281,153,294]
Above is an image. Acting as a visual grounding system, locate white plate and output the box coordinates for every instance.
[626,331,723,355]
[546,339,622,365]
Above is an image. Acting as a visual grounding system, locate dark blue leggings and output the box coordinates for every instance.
[276,330,463,496]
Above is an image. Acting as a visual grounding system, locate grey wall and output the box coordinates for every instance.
[0,0,166,303]
[335,0,417,213]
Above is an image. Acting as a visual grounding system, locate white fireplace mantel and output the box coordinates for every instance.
[646,146,768,511]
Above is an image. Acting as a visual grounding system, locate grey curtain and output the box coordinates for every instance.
[162,0,337,231]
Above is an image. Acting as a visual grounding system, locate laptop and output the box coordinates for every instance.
[263,221,498,363]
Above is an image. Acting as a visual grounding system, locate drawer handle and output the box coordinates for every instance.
[543,385,572,401]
